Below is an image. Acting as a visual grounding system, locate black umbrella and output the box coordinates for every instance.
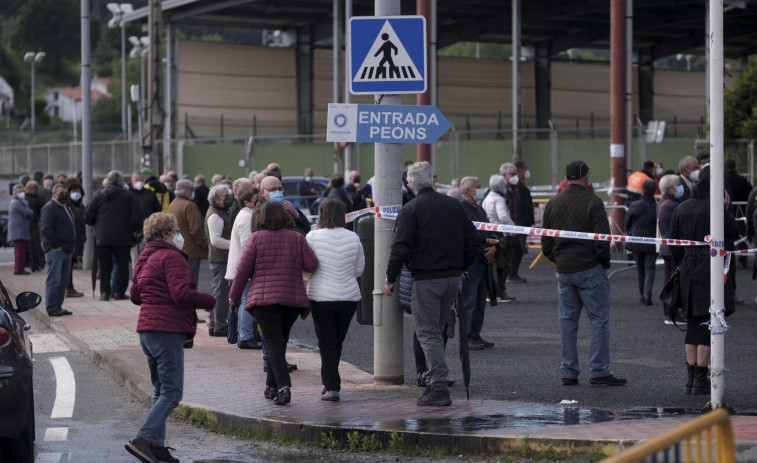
[455,291,471,400]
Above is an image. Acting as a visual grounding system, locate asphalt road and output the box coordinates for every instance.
[193,251,757,415]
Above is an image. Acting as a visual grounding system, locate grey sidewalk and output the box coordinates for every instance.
[6,262,757,460]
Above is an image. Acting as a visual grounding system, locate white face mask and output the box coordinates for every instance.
[17,192,25,200]
[172,231,185,249]
[524,170,531,179]
[508,175,519,186]
[133,181,144,190]
[689,169,700,183]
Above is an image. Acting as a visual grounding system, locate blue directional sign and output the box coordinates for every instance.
[349,16,427,95]
[327,103,451,144]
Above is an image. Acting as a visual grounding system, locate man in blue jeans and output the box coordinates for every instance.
[40,183,76,317]
[541,160,627,387]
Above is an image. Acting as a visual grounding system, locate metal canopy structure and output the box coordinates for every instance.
[122,0,757,59]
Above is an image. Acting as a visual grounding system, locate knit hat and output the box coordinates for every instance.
[140,167,152,176]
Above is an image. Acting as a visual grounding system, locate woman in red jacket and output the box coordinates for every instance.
[125,212,216,463]
[229,200,318,405]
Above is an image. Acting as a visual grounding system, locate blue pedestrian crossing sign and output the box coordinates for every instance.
[349,15,427,95]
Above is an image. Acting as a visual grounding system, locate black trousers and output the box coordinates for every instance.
[507,241,524,278]
[310,301,357,392]
[254,305,300,389]
[97,245,130,296]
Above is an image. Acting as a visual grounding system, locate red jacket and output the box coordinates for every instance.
[229,228,318,313]
[131,240,216,335]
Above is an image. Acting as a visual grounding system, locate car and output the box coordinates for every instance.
[0,279,42,463]
[281,176,329,216]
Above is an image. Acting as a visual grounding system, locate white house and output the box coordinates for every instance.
[0,77,13,121]
[43,77,110,123]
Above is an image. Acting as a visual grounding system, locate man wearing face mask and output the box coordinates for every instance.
[41,184,77,316]
[298,168,319,212]
[678,156,700,202]
[85,170,141,301]
[204,184,235,337]
[168,179,209,286]
[504,162,531,285]
[64,182,86,297]
[459,176,498,351]
[542,161,626,387]
[130,171,161,270]
[252,176,311,235]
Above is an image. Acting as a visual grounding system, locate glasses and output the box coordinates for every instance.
[265,187,284,192]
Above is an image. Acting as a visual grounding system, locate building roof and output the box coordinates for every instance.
[121,0,757,59]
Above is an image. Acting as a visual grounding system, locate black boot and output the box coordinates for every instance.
[692,365,710,395]
[684,363,696,394]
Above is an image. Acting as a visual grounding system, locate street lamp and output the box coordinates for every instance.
[107,2,133,140]
[129,36,148,131]
[23,51,45,135]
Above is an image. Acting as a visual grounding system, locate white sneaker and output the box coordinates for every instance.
[321,390,340,401]
[664,317,675,325]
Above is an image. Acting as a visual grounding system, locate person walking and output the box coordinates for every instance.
[306,198,365,401]
[40,184,76,317]
[657,174,684,324]
[459,176,498,350]
[84,170,141,300]
[384,161,479,406]
[225,184,262,349]
[64,182,86,297]
[125,212,216,463]
[205,184,234,337]
[8,184,34,275]
[668,166,738,395]
[167,179,209,285]
[541,161,627,387]
[624,179,659,305]
[229,201,318,405]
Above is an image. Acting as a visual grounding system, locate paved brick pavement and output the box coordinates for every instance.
[4,263,757,460]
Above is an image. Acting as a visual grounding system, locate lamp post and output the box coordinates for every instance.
[23,51,45,135]
[129,36,148,130]
[107,2,133,141]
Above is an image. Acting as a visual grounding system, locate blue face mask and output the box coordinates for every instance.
[675,184,684,199]
[473,188,486,202]
[269,191,284,203]
[190,191,195,201]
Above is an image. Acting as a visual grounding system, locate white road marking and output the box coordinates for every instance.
[43,427,69,441]
[34,452,62,462]
[49,357,75,419]
[30,334,71,354]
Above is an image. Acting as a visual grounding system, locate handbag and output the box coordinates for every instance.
[659,265,681,308]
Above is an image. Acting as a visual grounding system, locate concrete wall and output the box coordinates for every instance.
[176,40,711,137]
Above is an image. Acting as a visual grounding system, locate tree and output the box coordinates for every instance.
[724,58,757,140]
[11,0,80,79]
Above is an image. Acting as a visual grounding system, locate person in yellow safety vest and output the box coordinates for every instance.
[140,167,174,212]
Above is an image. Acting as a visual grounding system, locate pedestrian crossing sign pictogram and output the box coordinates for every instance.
[349,15,427,95]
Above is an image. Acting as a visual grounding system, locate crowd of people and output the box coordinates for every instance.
[6,154,752,462]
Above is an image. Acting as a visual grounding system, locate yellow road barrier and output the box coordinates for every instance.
[601,408,735,463]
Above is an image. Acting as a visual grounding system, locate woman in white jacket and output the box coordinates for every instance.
[306,198,365,401]
[481,174,516,302]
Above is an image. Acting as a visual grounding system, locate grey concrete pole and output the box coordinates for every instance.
[708,0,726,409]
[511,0,520,160]
[121,24,127,141]
[30,60,35,135]
[373,0,404,385]
[333,0,341,175]
[81,0,94,271]
[163,23,172,171]
[625,0,633,173]
[344,0,354,176]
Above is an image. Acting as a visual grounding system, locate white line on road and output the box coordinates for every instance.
[43,427,69,441]
[49,357,75,419]
[34,452,62,462]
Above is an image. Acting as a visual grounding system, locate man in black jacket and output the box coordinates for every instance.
[384,162,479,406]
[85,170,140,301]
[542,160,626,388]
[129,171,161,267]
[40,183,76,316]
